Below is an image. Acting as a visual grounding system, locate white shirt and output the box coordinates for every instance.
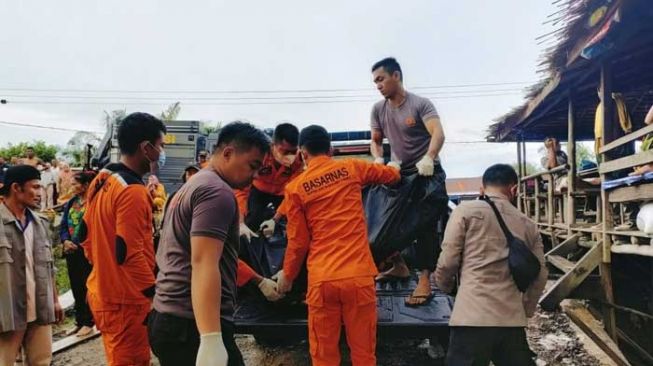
[21,219,37,323]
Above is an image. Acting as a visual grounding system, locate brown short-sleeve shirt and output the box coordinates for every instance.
[371,92,439,167]
[153,168,240,322]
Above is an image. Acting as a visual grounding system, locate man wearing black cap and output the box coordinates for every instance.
[0,165,64,366]
[182,163,200,183]
[275,125,400,366]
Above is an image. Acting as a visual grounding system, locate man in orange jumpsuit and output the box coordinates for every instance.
[235,123,302,240]
[276,125,401,366]
[82,112,167,366]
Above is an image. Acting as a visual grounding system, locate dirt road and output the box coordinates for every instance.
[53,306,615,366]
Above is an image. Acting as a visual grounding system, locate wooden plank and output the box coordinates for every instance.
[599,150,653,174]
[546,233,580,258]
[605,229,653,239]
[52,329,101,354]
[540,241,602,311]
[521,164,568,181]
[600,262,618,340]
[561,300,632,366]
[548,173,555,227]
[577,240,598,249]
[611,244,653,257]
[600,123,653,155]
[548,255,576,273]
[608,183,653,203]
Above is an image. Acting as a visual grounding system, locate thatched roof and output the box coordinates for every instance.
[486,0,653,142]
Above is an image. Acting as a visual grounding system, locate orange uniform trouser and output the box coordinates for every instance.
[88,293,151,366]
[306,276,377,366]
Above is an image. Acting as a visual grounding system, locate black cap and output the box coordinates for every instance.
[0,165,41,196]
[299,125,330,147]
[180,163,201,182]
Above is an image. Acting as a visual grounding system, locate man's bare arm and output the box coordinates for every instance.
[423,117,445,160]
[191,235,224,334]
[370,129,385,162]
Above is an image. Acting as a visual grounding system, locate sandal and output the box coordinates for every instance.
[65,326,81,337]
[76,326,94,337]
[404,293,434,307]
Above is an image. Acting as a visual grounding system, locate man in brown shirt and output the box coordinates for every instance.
[435,164,547,366]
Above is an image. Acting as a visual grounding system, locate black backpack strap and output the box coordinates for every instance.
[480,195,515,242]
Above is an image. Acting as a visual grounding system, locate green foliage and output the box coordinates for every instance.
[575,142,596,163]
[200,121,221,135]
[61,131,101,167]
[0,141,59,162]
[159,102,181,121]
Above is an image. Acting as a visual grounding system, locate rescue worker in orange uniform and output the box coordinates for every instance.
[276,125,401,366]
[235,123,302,240]
[82,112,167,366]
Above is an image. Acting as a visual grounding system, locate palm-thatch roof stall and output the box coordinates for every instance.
[487,1,653,365]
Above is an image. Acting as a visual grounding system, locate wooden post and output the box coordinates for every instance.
[567,95,577,234]
[547,173,554,227]
[535,177,541,223]
[599,62,617,340]
[517,139,523,211]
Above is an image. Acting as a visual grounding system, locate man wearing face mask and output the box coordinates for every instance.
[435,164,547,365]
[234,123,302,240]
[81,112,167,366]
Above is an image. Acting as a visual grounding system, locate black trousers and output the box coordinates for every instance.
[244,185,284,230]
[65,248,94,327]
[412,165,447,272]
[148,310,244,366]
[446,326,536,366]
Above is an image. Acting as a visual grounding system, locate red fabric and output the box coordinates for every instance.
[236,259,257,287]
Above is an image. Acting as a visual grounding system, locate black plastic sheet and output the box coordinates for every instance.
[364,169,449,263]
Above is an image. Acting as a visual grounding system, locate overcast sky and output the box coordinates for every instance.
[0,0,557,177]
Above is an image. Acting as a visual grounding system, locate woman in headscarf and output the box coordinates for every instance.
[57,162,75,204]
[59,170,97,337]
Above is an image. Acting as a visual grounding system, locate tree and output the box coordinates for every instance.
[0,141,59,163]
[61,131,101,167]
[103,109,126,129]
[159,102,181,121]
[200,121,221,135]
[575,142,596,163]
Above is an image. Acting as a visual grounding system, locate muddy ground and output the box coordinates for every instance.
[52,306,615,366]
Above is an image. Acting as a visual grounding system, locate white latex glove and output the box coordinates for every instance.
[258,278,284,301]
[415,155,434,176]
[373,157,385,164]
[239,222,258,241]
[272,270,293,294]
[386,161,401,171]
[259,219,275,238]
[196,332,228,366]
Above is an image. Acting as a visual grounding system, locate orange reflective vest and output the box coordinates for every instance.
[82,164,155,305]
[283,156,400,284]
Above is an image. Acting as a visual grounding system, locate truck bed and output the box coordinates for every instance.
[234,275,453,339]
